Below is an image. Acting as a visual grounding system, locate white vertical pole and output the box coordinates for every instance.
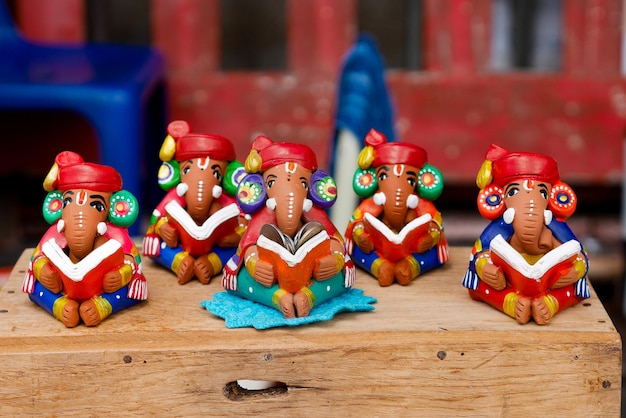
[330,129,361,231]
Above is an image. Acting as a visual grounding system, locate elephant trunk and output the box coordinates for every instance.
[381,189,411,231]
[64,213,99,261]
[185,179,214,224]
[274,192,304,238]
[510,205,552,255]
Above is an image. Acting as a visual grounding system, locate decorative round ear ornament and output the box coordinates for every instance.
[548,182,577,220]
[109,190,139,227]
[223,160,246,196]
[417,163,444,201]
[310,170,337,209]
[236,173,266,214]
[42,190,64,224]
[477,185,505,220]
[353,167,377,198]
[157,160,180,191]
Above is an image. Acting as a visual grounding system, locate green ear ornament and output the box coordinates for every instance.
[223,160,246,196]
[109,190,139,227]
[158,160,180,191]
[417,163,444,201]
[353,167,377,198]
[42,190,64,225]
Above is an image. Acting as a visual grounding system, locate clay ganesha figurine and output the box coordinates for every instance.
[23,152,147,327]
[143,121,246,284]
[345,129,449,286]
[462,144,590,324]
[222,136,356,318]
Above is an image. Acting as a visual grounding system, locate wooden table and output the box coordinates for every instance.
[0,248,620,416]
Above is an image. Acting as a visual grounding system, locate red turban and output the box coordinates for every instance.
[251,135,317,171]
[167,120,235,162]
[365,129,427,168]
[50,151,122,192]
[176,134,235,161]
[485,144,560,187]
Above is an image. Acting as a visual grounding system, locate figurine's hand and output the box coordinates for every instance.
[142,234,161,256]
[218,232,241,248]
[416,222,441,252]
[38,262,63,293]
[245,247,274,286]
[480,263,506,290]
[315,252,344,281]
[103,270,124,293]
[551,265,580,289]
[354,229,374,254]
[251,259,275,287]
[159,222,178,248]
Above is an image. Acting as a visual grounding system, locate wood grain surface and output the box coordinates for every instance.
[0,247,620,417]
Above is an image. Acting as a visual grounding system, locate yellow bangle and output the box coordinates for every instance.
[334,251,345,272]
[474,252,490,278]
[245,253,257,276]
[33,256,50,279]
[119,263,133,286]
[352,224,365,240]
[154,217,168,236]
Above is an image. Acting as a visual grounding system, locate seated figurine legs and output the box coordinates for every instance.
[194,253,220,284]
[394,256,420,285]
[294,287,314,317]
[79,296,113,327]
[469,281,532,323]
[513,296,532,324]
[56,296,80,328]
[175,254,196,285]
[278,291,296,318]
[373,259,395,286]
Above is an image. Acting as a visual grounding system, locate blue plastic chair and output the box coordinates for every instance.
[0,1,167,235]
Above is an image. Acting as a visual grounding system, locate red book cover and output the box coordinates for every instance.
[363,212,432,262]
[489,234,582,297]
[256,223,331,293]
[42,238,125,302]
[165,201,240,256]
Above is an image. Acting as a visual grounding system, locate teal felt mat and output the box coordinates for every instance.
[201,289,376,329]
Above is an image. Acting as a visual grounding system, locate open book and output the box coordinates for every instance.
[41,238,124,301]
[363,212,432,261]
[165,200,240,253]
[257,222,331,293]
[489,234,582,296]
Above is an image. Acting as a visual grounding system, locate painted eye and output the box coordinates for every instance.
[213,169,222,181]
[378,172,388,182]
[301,180,309,190]
[407,177,416,187]
[62,197,72,208]
[540,189,548,199]
[182,166,191,175]
[506,187,519,198]
[91,201,106,212]
[267,179,275,189]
